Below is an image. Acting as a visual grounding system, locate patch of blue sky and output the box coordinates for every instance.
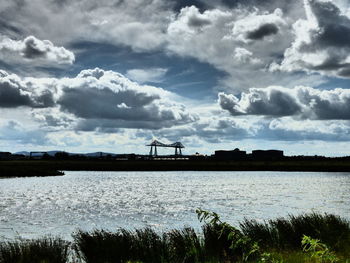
[69,41,227,100]
[316,77,350,90]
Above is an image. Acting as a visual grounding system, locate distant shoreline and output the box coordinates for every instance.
[2,159,350,177]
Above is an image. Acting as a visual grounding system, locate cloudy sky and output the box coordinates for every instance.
[1,0,350,156]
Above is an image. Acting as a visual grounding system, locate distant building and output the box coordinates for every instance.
[10,154,26,160]
[252,150,284,160]
[214,148,246,160]
[115,154,136,160]
[0,152,11,160]
[189,152,207,161]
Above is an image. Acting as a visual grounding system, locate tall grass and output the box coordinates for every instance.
[201,223,233,261]
[240,212,350,251]
[0,213,349,262]
[0,237,69,263]
[167,227,203,263]
[73,227,204,263]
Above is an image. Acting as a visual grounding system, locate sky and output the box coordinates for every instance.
[1,0,350,156]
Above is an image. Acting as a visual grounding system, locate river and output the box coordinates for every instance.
[0,171,349,240]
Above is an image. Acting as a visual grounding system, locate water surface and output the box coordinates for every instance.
[0,171,349,240]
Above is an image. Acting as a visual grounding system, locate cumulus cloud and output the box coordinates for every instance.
[167,5,232,56]
[233,47,261,64]
[266,118,350,141]
[167,5,220,34]
[246,23,279,40]
[153,115,257,144]
[166,5,309,91]
[152,111,350,145]
[219,85,350,120]
[0,0,310,91]
[2,0,350,153]
[59,69,196,128]
[168,6,232,43]
[32,108,75,129]
[219,87,301,117]
[0,68,197,130]
[126,68,168,83]
[0,0,172,52]
[231,8,286,43]
[0,70,55,108]
[0,35,75,64]
[273,0,350,78]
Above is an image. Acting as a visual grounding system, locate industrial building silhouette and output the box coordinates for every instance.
[0,140,285,161]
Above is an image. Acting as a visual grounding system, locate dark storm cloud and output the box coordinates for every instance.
[276,0,350,78]
[170,0,208,12]
[153,116,253,144]
[207,0,300,14]
[76,117,189,131]
[218,88,301,117]
[0,70,55,108]
[219,86,350,120]
[308,0,350,47]
[297,87,350,120]
[22,37,48,59]
[230,7,286,46]
[187,15,212,27]
[246,23,279,40]
[57,69,197,129]
[0,80,32,107]
[338,68,350,78]
[0,69,197,130]
[169,0,296,12]
[58,87,160,120]
[153,113,350,144]
[0,19,22,36]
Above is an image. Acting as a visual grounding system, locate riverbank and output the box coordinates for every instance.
[0,212,349,262]
[2,159,350,177]
[0,163,64,177]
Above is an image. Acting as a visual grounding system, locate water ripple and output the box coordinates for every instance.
[0,171,349,240]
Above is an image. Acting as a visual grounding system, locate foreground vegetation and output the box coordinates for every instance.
[0,212,349,262]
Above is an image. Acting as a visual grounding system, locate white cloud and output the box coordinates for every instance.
[233,47,261,64]
[126,68,168,83]
[2,0,350,154]
[0,0,172,51]
[0,0,318,91]
[230,8,286,43]
[273,0,350,78]
[219,85,350,120]
[166,5,313,92]
[0,70,55,108]
[167,5,233,58]
[0,68,197,130]
[0,35,75,64]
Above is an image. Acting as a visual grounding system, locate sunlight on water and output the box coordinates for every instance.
[0,171,349,240]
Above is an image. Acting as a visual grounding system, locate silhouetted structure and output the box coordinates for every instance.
[0,152,11,160]
[147,140,185,157]
[30,151,48,159]
[214,148,246,160]
[252,150,284,160]
[54,151,69,160]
